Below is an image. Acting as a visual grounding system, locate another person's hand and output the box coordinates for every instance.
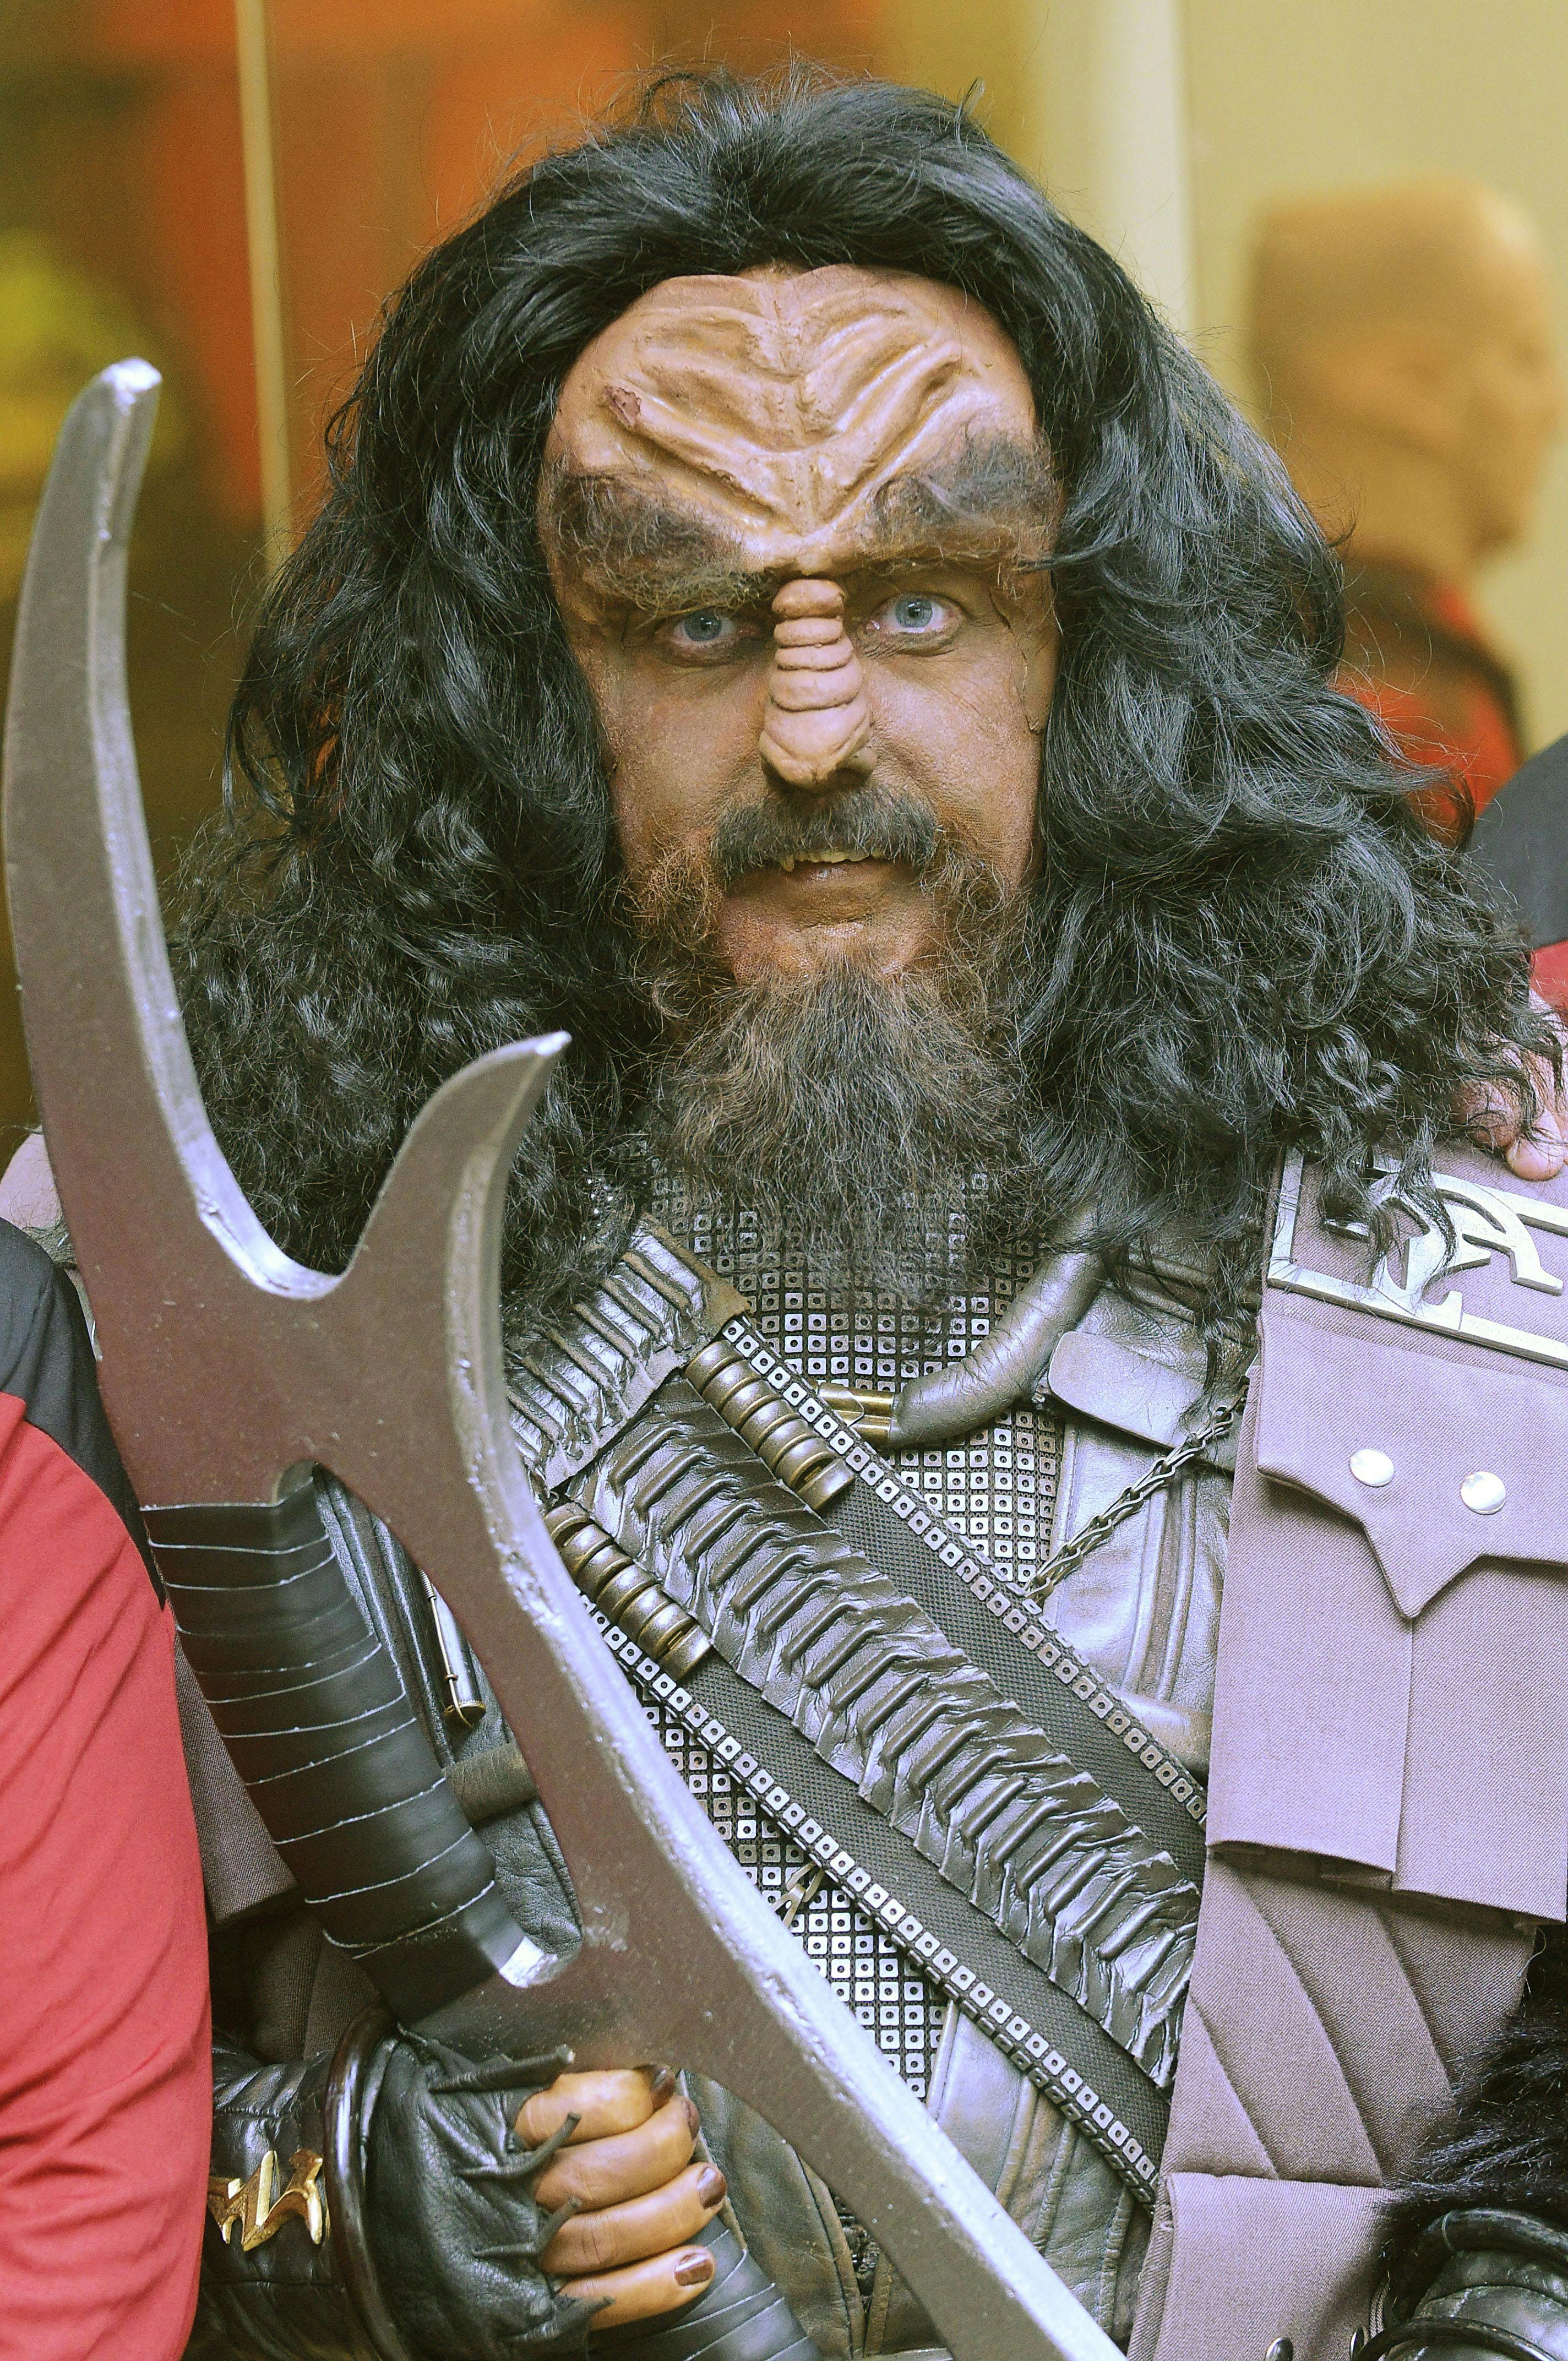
[1456,1002,1568,1179]
[519,2068,726,2327]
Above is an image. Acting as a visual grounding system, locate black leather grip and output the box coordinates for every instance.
[148,1489,526,2021]
[595,2222,819,2361]
[156,1491,826,2361]
[1358,2329,1556,2360]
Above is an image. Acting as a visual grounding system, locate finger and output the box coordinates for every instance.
[1456,1078,1516,1148]
[1508,1111,1567,1179]
[516,2067,672,2149]
[1454,1042,1568,1168]
[536,2092,700,2211]
[1532,1072,1568,1124]
[542,2161,726,2274]
[1528,984,1568,1042]
[1525,1048,1568,1125]
[558,2243,716,2329]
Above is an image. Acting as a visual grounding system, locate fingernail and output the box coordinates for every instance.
[650,2067,677,2103]
[698,2166,726,2207]
[683,2097,701,2135]
[674,2250,715,2288]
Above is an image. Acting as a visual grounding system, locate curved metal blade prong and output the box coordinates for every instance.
[323,1033,567,1508]
[3,365,1121,2361]
[2,363,328,1502]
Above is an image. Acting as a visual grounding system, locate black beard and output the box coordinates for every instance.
[627,824,1046,1301]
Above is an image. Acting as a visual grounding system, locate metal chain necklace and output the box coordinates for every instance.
[1025,1379,1251,1606]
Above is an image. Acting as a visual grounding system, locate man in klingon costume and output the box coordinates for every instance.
[77,71,1568,2361]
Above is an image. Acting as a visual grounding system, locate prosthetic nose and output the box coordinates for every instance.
[758,579,875,787]
[2,362,1117,2361]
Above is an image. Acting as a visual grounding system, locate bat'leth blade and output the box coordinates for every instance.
[2,361,1122,2361]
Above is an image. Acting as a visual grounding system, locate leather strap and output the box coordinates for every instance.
[324,2009,421,2361]
[575,1381,1197,2088]
[509,1231,1206,1868]
[594,1603,1167,2205]
[716,1304,1207,1862]
[1359,2327,1557,2360]
[149,1486,527,2021]
[1371,2208,1568,2361]
[1392,2211,1568,2302]
[509,1223,745,1490]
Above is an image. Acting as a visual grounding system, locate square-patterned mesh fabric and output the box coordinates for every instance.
[646,1695,947,2299]
[652,1179,1063,1571]
[651,1706,948,2092]
[644,1182,1065,2296]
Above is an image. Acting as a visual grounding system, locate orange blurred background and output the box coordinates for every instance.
[0,0,880,1150]
[7,1,1568,1152]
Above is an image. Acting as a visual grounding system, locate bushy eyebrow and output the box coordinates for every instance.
[542,471,760,608]
[539,436,1057,613]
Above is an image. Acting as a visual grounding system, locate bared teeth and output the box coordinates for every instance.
[773,850,872,873]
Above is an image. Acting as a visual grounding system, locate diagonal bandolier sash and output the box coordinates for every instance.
[723,1321,1206,1876]
[575,1382,1196,2085]
[509,1229,1208,2205]
[586,1595,1172,2199]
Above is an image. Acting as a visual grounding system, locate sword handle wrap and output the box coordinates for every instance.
[148,1487,526,2022]
[154,1488,826,2361]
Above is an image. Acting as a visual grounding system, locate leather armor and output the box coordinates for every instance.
[1372,2212,1568,2359]
[175,1154,1568,2361]
[185,1212,1216,2355]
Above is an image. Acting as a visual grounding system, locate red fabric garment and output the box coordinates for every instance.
[1532,938,1568,1012]
[0,1388,210,2357]
[1339,572,1524,833]
[1352,670,1521,817]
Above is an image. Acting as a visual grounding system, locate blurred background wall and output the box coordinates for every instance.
[1185,0,1568,755]
[895,0,1568,757]
[3,0,1567,1146]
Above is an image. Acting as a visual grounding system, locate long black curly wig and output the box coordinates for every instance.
[174,65,1552,1336]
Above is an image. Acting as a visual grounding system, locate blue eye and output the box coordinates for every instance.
[888,595,944,632]
[675,610,733,644]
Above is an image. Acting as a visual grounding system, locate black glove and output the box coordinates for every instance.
[360,2017,599,2359]
[188,2036,360,2361]
[190,2016,594,2361]
[1364,2208,1568,2359]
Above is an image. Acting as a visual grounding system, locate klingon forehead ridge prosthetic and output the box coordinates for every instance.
[8,361,1117,2361]
[22,59,1568,2361]
[545,265,1051,785]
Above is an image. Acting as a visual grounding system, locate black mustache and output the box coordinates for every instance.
[709,788,940,891]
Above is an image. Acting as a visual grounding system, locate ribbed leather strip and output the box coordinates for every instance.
[506,1236,1205,1875]
[570,1383,1196,2092]
[591,1604,1165,2202]
[722,1318,1207,1876]
[147,1488,525,2021]
[509,1224,744,1490]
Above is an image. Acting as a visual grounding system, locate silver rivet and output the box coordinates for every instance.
[1349,1448,1394,1488]
[1461,1470,1506,1515]
[1266,2341,1295,2361]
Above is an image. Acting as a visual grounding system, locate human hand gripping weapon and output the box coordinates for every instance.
[2,364,1121,2361]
